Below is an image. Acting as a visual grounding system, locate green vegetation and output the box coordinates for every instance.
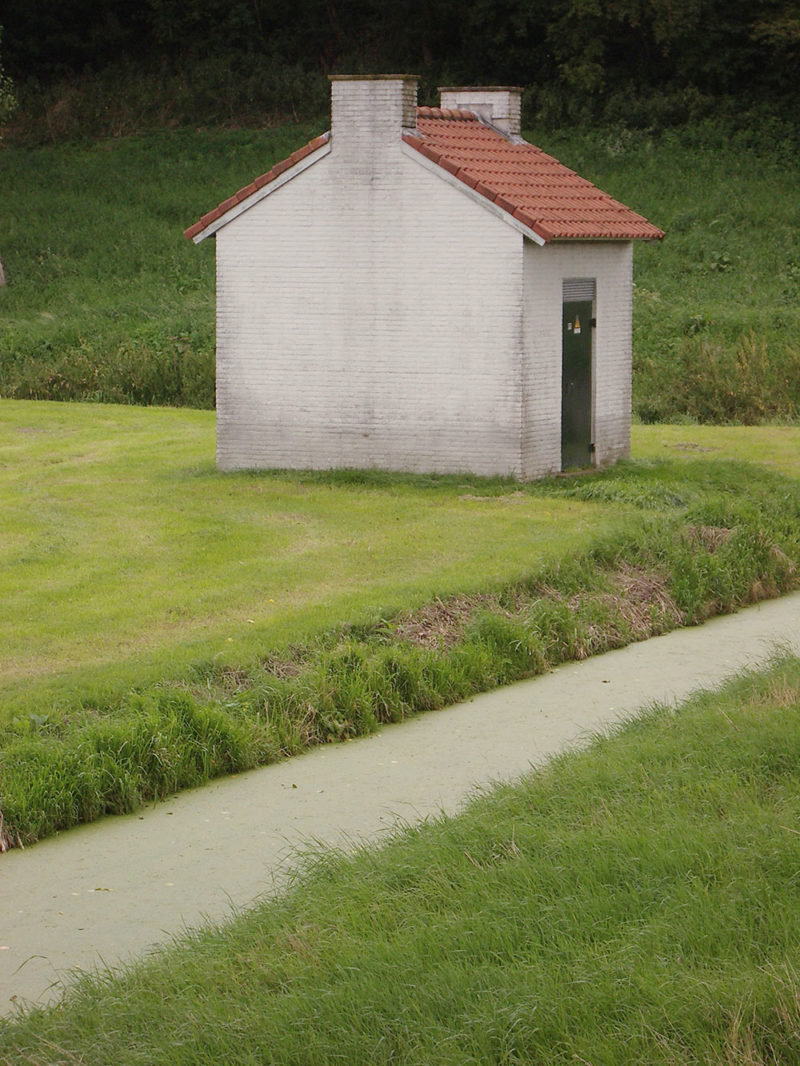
[4,0,797,139]
[1,403,799,848]
[0,126,317,409]
[541,123,800,424]
[0,32,16,132]
[1,123,798,422]
[0,400,610,701]
[4,656,800,1063]
[632,423,800,478]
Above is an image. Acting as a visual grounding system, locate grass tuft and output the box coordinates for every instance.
[3,657,800,1062]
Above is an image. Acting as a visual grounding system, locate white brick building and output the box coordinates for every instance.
[186,76,662,479]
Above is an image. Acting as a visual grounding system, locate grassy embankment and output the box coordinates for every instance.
[1,123,799,421]
[3,656,800,1064]
[1,401,799,849]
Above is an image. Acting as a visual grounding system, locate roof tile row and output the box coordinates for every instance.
[407,113,663,242]
[186,111,662,244]
[415,106,477,121]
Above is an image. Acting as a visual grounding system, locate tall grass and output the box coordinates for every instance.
[7,57,329,145]
[527,122,800,424]
[1,122,798,421]
[3,657,800,1063]
[636,332,800,425]
[0,126,319,409]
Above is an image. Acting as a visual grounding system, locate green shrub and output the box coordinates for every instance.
[636,333,800,425]
[8,57,328,145]
[2,332,215,407]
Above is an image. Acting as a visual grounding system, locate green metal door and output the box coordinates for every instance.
[561,299,593,469]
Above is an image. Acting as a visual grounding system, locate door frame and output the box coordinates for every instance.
[560,278,596,470]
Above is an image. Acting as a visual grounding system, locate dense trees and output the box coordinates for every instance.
[0,30,16,128]
[1,0,797,130]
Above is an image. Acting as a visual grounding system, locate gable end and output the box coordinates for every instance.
[185,132,331,243]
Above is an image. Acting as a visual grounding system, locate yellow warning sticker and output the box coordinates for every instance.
[574,316,581,334]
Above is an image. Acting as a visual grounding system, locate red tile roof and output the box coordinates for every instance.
[407,108,664,242]
[185,112,663,244]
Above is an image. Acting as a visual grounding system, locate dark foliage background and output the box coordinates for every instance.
[2,0,798,138]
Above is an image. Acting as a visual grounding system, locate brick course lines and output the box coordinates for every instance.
[213,136,526,477]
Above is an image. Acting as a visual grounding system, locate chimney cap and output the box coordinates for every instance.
[329,73,419,82]
[437,85,523,93]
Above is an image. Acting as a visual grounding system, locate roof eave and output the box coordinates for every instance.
[186,135,332,244]
[401,136,549,246]
[550,232,664,242]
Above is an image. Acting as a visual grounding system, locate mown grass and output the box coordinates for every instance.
[2,402,799,849]
[631,423,800,479]
[0,399,613,704]
[3,657,800,1064]
[1,122,798,421]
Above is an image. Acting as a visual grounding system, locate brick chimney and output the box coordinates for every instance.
[329,75,419,160]
[438,86,522,136]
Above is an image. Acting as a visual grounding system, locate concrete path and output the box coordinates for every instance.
[3,592,800,1015]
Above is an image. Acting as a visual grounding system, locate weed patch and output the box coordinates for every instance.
[389,594,490,650]
[4,332,215,409]
[636,333,800,425]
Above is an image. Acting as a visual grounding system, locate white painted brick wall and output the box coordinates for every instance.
[522,240,633,478]
[216,78,525,477]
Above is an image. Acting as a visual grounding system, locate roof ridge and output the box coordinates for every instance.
[186,113,663,245]
[415,106,477,121]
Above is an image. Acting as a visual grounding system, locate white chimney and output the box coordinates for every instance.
[329,75,419,160]
[438,86,522,136]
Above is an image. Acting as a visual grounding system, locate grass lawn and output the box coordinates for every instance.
[1,398,617,712]
[4,400,800,718]
[632,422,800,479]
[1,400,800,848]
[3,656,800,1064]
[2,400,800,848]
